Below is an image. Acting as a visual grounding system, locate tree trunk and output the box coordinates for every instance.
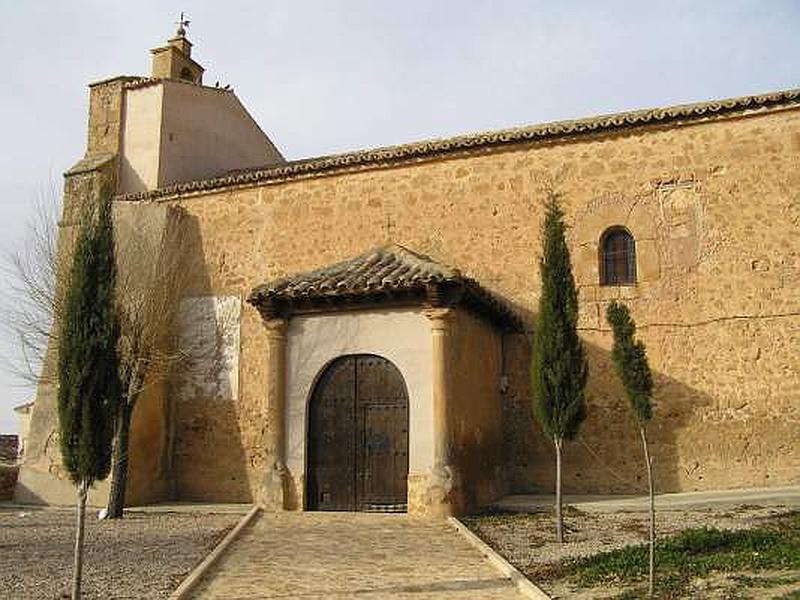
[107,365,143,519]
[72,479,88,600]
[640,426,655,596]
[555,436,564,544]
[106,401,132,519]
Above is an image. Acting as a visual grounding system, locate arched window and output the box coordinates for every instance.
[600,227,636,285]
[179,67,194,82]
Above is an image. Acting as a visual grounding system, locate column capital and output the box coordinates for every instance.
[423,307,455,330]
[263,317,288,339]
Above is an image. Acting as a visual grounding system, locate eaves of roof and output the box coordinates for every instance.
[117,87,800,203]
[248,244,525,332]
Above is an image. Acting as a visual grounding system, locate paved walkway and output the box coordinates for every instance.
[191,512,527,599]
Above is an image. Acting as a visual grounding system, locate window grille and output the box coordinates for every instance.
[600,228,636,285]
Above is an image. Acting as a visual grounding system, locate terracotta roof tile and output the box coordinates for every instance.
[248,245,523,331]
[250,245,459,299]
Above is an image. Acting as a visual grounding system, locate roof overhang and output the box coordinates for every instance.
[247,245,524,333]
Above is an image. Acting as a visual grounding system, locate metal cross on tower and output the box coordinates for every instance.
[175,12,190,37]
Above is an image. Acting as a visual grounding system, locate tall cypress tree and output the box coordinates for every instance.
[57,187,120,599]
[606,301,656,596]
[531,191,588,544]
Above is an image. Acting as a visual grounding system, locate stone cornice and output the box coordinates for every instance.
[116,87,800,202]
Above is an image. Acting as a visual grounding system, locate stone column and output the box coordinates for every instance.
[423,307,462,516]
[260,318,289,510]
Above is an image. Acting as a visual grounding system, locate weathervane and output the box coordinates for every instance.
[175,12,190,37]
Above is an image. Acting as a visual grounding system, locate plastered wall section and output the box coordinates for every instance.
[172,296,244,502]
[120,85,163,194]
[449,309,505,510]
[167,105,799,500]
[158,81,284,187]
[286,310,434,509]
[120,82,284,195]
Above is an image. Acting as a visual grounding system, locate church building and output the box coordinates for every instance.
[15,27,800,516]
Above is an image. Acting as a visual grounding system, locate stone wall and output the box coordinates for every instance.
[0,435,18,463]
[160,104,799,500]
[86,78,128,156]
[0,436,19,500]
[0,466,17,501]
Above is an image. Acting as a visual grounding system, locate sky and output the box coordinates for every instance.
[0,0,798,433]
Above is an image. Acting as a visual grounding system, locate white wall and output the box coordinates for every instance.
[286,309,434,494]
[177,296,242,404]
[119,85,163,194]
[119,81,284,195]
[158,81,284,186]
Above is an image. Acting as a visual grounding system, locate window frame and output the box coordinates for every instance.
[599,226,637,286]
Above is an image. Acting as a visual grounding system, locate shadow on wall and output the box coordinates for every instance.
[164,212,252,503]
[501,304,714,497]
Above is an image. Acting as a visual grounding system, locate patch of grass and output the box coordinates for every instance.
[563,512,800,597]
[464,504,586,528]
[731,573,800,588]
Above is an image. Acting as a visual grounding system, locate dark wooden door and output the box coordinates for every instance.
[307,355,409,511]
[307,356,356,511]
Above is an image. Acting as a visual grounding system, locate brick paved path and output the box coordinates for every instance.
[191,512,527,599]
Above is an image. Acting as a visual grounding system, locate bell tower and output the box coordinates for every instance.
[150,13,204,84]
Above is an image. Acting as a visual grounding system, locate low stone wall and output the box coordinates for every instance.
[0,435,18,463]
[0,465,18,500]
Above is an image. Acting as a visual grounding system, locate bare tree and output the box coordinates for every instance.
[106,203,238,518]
[3,193,188,512]
[104,203,194,518]
[1,188,63,386]
[3,191,235,520]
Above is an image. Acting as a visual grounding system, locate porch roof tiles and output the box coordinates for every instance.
[247,245,524,332]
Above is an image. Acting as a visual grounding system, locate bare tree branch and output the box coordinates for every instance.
[0,186,63,385]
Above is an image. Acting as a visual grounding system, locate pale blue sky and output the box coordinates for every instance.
[0,1,798,432]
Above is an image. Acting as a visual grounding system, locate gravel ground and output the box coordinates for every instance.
[463,504,798,599]
[0,507,239,599]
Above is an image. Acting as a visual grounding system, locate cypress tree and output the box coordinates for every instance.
[531,191,588,544]
[606,300,656,596]
[57,187,120,599]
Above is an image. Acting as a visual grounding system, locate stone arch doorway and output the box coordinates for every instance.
[306,354,409,512]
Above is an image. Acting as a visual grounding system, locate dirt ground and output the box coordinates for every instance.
[0,507,239,599]
[463,504,800,599]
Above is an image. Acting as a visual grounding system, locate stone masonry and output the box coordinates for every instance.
[148,103,800,502]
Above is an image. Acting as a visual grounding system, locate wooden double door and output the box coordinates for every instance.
[307,355,409,512]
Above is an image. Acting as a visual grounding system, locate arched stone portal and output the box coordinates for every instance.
[307,354,409,512]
